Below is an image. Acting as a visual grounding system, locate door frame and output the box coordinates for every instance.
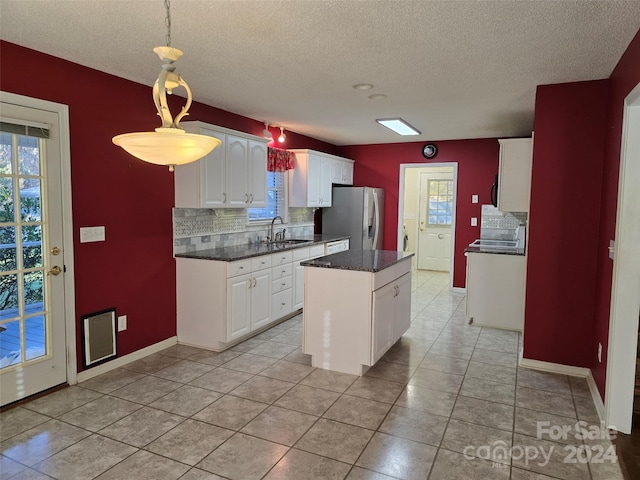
[604,81,640,434]
[398,162,458,290]
[1,91,77,386]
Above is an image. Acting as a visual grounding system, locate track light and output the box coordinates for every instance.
[263,122,272,140]
[278,127,286,143]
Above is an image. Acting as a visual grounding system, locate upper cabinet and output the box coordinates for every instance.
[497,138,533,213]
[175,122,268,209]
[288,149,354,207]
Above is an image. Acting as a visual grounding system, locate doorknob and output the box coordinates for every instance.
[438,234,444,239]
[48,265,62,276]
[51,246,61,255]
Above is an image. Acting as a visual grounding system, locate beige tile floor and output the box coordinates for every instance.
[0,271,625,480]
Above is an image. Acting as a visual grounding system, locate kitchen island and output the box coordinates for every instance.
[301,250,413,375]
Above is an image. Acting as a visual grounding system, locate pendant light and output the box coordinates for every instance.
[112,0,220,171]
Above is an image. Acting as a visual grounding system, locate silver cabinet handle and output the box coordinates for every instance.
[249,193,253,203]
[245,193,249,203]
[247,279,252,289]
[253,278,257,288]
[223,192,227,203]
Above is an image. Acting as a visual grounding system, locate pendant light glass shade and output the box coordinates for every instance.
[112,3,220,171]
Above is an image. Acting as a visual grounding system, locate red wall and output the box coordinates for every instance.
[591,29,640,397]
[336,140,500,288]
[0,41,334,371]
[523,80,609,367]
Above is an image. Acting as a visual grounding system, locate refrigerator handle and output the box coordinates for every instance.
[372,190,380,249]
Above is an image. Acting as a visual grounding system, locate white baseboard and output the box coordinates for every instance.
[75,336,178,384]
[519,357,604,423]
[452,287,466,294]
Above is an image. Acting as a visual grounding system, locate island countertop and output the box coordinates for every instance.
[174,234,349,262]
[301,249,414,273]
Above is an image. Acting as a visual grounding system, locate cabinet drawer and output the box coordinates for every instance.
[272,263,293,279]
[309,244,325,258]
[272,275,293,293]
[272,289,293,319]
[271,251,293,266]
[252,255,272,271]
[227,259,252,278]
[293,247,310,261]
[373,258,412,291]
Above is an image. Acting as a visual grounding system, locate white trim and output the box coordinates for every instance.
[519,357,591,378]
[452,287,466,294]
[76,336,178,383]
[519,358,605,424]
[0,91,77,387]
[604,81,640,435]
[397,162,459,291]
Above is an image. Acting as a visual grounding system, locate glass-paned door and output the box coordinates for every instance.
[0,99,67,405]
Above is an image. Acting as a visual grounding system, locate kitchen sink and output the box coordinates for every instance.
[270,239,313,246]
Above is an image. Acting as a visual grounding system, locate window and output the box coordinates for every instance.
[248,171,287,222]
[427,179,453,225]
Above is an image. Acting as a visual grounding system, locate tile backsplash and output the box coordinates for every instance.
[480,205,527,240]
[173,208,315,254]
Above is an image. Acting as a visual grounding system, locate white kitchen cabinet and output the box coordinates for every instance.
[293,245,325,310]
[289,150,354,207]
[371,272,411,364]
[465,252,526,331]
[331,158,354,185]
[303,256,412,375]
[227,273,251,339]
[497,138,532,212]
[250,269,272,330]
[175,122,268,208]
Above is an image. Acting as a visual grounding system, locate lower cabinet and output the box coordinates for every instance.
[371,272,411,364]
[227,269,272,341]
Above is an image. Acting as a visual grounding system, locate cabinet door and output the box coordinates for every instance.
[331,160,343,183]
[371,282,396,365]
[250,269,272,330]
[393,273,412,341]
[248,140,267,207]
[342,162,354,185]
[227,274,251,340]
[201,130,227,207]
[497,138,532,212]
[293,261,305,310]
[319,156,332,206]
[306,154,322,207]
[226,135,249,207]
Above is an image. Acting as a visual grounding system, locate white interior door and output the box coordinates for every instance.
[0,101,68,405]
[417,174,452,271]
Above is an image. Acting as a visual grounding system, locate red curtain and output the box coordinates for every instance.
[267,147,294,172]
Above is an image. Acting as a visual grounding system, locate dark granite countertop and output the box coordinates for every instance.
[174,234,349,262]
[301,250,414,272]
[464,246,526,256]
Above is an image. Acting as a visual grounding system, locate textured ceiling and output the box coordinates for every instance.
[1,0,639,145]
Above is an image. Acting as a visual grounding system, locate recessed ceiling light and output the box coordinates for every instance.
[353,83,374,90]
[376,118,421,136]
[368,94,387,100]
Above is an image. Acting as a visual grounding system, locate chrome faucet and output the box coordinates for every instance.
[269,216,284,243]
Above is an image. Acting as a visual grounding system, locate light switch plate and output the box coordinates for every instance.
[117,315,127,332]
[608,240,615,260]
[471,217,478,227]
[472,195,478,204]
[80,226,106,243]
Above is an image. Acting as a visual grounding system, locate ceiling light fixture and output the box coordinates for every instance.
[278,127,286,143]
[376,118,421,136]
[263,122,272,140]
[112,0,220,171]
[353,83,374,90]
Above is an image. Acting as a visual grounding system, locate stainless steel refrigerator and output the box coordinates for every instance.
[322,186,384,250]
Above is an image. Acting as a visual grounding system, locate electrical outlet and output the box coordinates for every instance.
[118,315,127,332]
[471,217,478,227]
[472,194,479,204]
[598,343,602,363]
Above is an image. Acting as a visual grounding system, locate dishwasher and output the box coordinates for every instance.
[325,239,350,255]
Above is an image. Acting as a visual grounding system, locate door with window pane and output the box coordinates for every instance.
[0,101,67,405]
[418,175,453,271]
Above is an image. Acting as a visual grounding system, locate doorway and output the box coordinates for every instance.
[604,81,640,435]
[0,92,75,405]
[398,164,457,286]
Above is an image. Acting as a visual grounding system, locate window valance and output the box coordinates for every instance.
[267,147,295,172]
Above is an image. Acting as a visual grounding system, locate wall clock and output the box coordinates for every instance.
[422,143,438,159]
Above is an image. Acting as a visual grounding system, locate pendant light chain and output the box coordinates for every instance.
[164,0,172,47]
